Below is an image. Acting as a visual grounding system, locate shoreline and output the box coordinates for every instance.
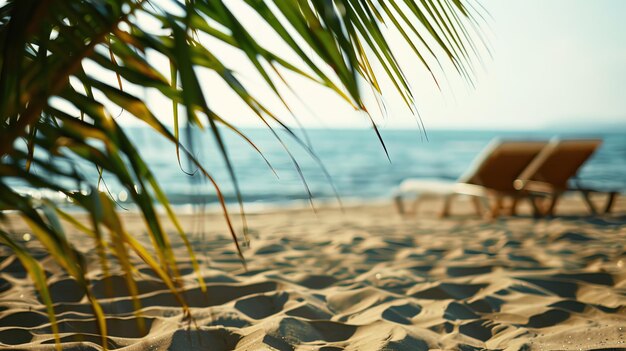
[16,189,622,217]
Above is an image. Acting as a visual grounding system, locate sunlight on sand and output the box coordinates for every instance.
[1,195,625,350]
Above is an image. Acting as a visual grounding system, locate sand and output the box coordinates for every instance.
[0,194,625,350]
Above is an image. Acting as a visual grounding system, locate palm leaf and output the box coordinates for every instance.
[0,0,486,349]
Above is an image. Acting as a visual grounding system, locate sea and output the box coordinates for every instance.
[11,127,626,209]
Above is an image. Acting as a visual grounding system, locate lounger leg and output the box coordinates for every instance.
[510,197,519,216]
[471,196,483,216]
[546,194,560,216]
[480,197,491,213]
[580,190,598,215]
[604,192,618,214]
[529,196,544,218]
[440,194,455,218]
[489,195,503,218]
[394,194,405,214]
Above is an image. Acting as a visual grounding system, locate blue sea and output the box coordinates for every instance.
[12,128,626,208]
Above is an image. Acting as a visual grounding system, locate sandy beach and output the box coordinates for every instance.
[3,0,626,350]
[1,194,625,350]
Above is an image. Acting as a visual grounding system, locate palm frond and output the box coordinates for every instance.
[0,0,486,349]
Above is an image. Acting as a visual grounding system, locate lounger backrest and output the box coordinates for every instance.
[458,139,548,192]
[515,139,602,191]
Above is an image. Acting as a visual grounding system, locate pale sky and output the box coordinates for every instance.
[106,0,626,131]
[412,0,626,130]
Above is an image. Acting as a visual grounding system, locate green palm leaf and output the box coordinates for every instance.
[0,0,486,349]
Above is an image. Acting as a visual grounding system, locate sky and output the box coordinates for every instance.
[414,0,626,131]
[110,0,626,131]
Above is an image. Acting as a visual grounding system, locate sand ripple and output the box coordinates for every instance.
[1,200,626,350]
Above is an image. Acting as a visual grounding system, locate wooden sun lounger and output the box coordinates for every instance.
[394,139,549,218]
[513,138,620,216]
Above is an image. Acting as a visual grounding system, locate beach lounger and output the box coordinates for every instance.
[394,139,548,218]
[513,138,619,216]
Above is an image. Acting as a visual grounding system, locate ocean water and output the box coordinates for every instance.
[11,127,626,207]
